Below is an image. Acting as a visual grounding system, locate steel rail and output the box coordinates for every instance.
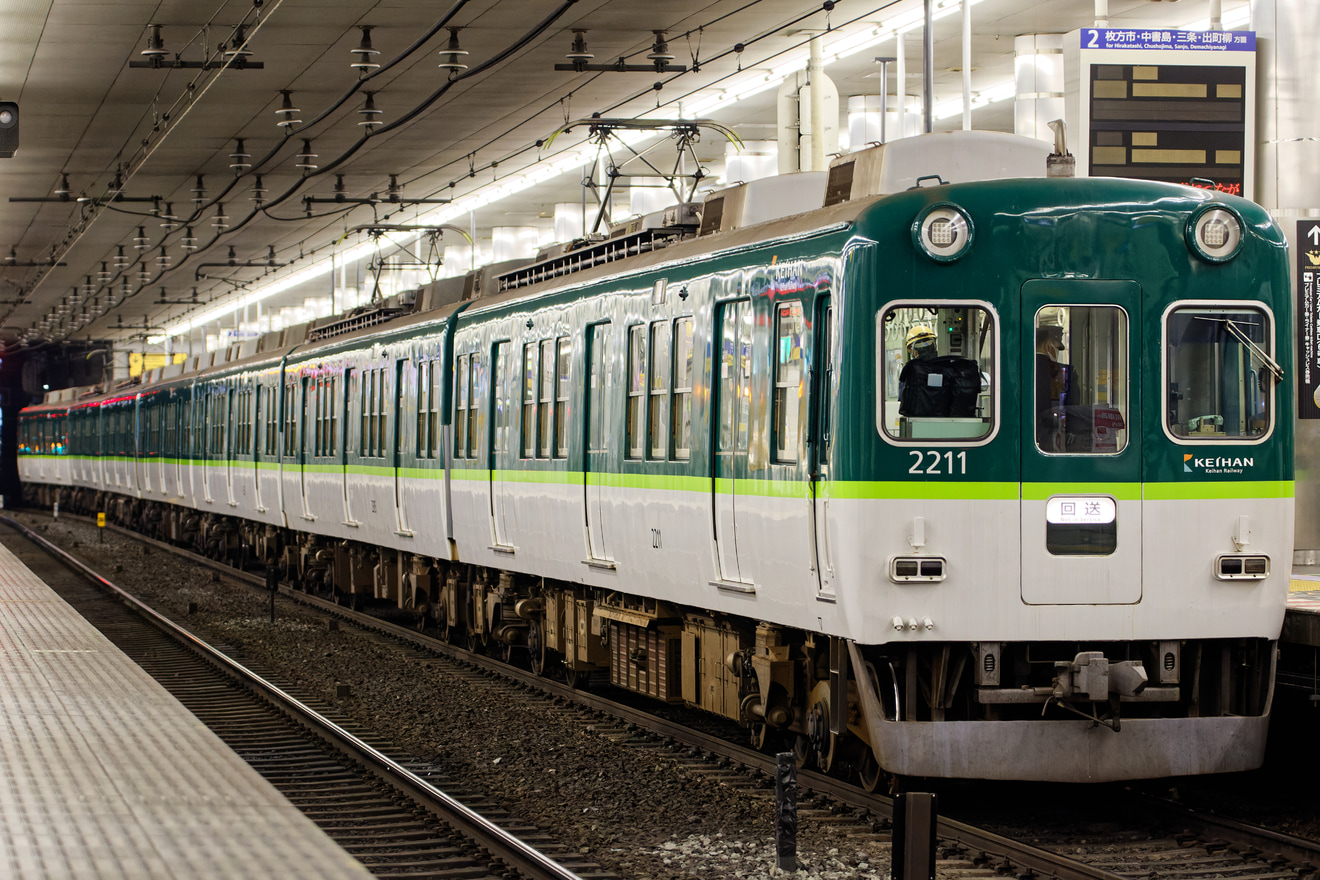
[0,515,586,880]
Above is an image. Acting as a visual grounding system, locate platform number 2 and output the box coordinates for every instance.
[909,450,967,475]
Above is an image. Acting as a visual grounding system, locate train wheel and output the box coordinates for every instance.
[527,620,546,676]
[857,749,885,793]
[791,734,813,769]
[564,666,584,689]
[807,701,836,773]
[466,630,483,654]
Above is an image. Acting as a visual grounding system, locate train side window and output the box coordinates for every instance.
[719,301,753,453]
[1166,306,1274,441]
[588,325,608,453]
[627,325,645,459]
[649,321,671,460]
[467,354,481,458]
[428,359,441,458]
[879,303,994,443]
[455,355,470,458]
[493,343,512,456]
[774,302,806,463]
[555,337,570,458]
[283,380,297,458]
[417,362,429,458]
[522,343,537,458]
[1035,305,1129,455]
[540,338,555,459]
[673,318,694,460]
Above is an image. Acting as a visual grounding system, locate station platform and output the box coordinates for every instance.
[1282,574,1320,648]
[0,538,373,879]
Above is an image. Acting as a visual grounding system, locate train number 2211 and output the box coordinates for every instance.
[909,450,967,475]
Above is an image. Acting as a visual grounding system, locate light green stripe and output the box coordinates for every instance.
[1022,482,1141,502]
[1145,480,1295,501]
[830,481,1020,501]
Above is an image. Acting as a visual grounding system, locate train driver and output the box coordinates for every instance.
[1035,324,1066,451]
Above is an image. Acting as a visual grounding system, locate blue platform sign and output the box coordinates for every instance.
[1081,28,1255,52]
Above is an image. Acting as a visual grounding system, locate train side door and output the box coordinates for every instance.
[809,297,836,599]
[583,323,612,564]
[489,341,514,550]
[225,387,236,504]
[1020,280,1142,605]
[393,358,412,535]
[342,369,356,524]
[712,299,754,586]
[299,376,313,519]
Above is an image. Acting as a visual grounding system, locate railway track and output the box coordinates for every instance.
[0,515,605,880]
[18,509,1320,880]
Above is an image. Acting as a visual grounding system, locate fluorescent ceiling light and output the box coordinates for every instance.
[155,0,1252,341]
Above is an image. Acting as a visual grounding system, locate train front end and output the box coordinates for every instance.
[833,177,1292,781]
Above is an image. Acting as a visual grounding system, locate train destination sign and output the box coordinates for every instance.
[1045,496,1117,525]
[1298,221,1320,419]
[1080,28,1255,52]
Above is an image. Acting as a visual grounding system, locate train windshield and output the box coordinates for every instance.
[1034,305,1130,455]
[1165,306,1273,440]
[879,304,994,442]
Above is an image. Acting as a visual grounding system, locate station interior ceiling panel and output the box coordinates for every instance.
[0,0,1251,352]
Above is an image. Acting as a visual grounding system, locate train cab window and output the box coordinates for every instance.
[880,304,994,442]
[627,325,645,459]
[673,318,694,460]
[774,302,806,462]
[1035,306,1129,455]
[649,322,671,459]
[1166,306,1274,440]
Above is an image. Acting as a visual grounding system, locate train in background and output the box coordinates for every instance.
[19,130,1294,785]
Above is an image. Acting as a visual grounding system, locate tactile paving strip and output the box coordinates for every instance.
[0,540,373,879]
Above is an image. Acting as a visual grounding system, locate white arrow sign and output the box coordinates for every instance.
[1308,224,1320,246]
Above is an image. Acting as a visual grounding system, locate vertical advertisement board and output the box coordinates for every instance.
[1299,220,1320,419]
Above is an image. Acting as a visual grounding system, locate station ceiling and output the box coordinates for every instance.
[0,0,1246,352]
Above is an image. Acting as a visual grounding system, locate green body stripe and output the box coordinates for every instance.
[1022,483,1142,502]
[1144,481,1295,501]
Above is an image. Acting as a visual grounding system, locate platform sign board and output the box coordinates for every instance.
[1298,221,1320,419]
[1065,29,1255,200]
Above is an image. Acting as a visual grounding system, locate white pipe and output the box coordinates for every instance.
[1210,0,1222,30]
[809,36,825,172]
[923,0,934,133]
[896,34,906,139]
[962,0,972,130]
[1095,0,1108,28]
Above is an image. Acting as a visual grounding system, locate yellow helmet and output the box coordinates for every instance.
[905,325,936,357]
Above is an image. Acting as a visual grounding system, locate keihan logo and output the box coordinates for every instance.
[1184,453,1253,474]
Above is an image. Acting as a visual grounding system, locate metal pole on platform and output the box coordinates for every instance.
[774,752,798,871]
[892,792,938,880]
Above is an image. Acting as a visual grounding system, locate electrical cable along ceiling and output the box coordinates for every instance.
[0,0,1247,352]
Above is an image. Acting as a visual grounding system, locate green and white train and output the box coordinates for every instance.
[20,132,1294,784]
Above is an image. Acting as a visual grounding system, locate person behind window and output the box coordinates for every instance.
[1035,324,1065,451]
[899,325,979,418]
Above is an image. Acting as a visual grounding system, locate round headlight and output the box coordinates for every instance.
[1187,205,1242,263]
[912,203,974,263]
